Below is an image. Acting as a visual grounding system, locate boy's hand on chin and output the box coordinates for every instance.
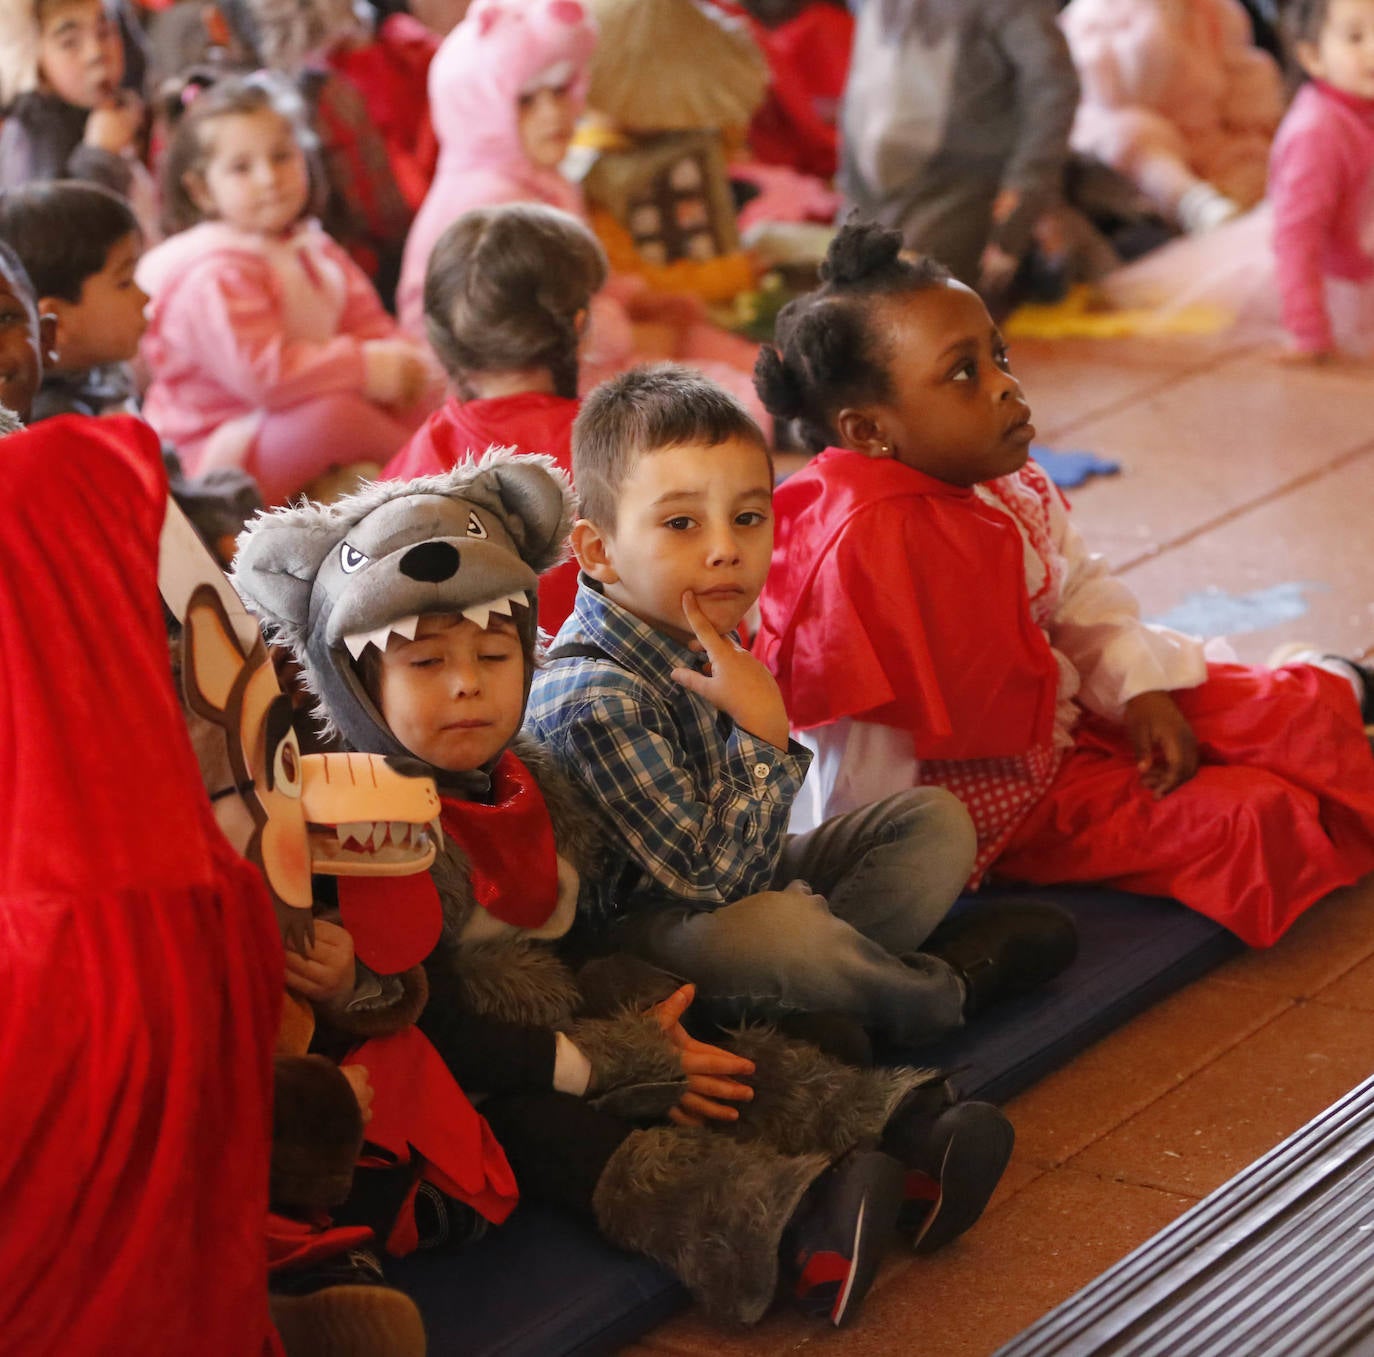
[1124,690,1198,798]
[84,92,143,155]
[650,984,756,1128]
[671,590,791,750]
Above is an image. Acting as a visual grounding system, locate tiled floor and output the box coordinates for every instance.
[622,226,1374,1355]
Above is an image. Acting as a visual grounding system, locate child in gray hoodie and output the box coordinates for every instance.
[839,0,1079,293]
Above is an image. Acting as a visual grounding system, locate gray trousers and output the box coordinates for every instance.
[613,787,977,1048]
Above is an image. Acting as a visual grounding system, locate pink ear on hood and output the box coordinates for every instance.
[431,0,600,166]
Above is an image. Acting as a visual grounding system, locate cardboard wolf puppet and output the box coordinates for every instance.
[232,450,1017,1327]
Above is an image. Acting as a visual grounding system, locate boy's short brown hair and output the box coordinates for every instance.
[571,363,769,530]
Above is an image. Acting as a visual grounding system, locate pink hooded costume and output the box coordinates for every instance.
[398,0,763,418]
[138,219,432,507]
[1060,0,1284,232]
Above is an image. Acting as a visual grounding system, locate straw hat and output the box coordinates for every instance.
[585,0,766,133]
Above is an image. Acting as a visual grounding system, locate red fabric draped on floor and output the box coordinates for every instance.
[0,416,282,1355]
[996,663,1374,947]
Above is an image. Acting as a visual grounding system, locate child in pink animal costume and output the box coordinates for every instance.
[138,72,436,507]
[1061,0,1285,232]
[1270,0,1374,361]
[397,0,764,419]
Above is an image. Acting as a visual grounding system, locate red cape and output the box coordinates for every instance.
[754,449,1061,758]
[382,391,580,632]
[329,14,439,211]
[0,416,281,1354]
[743,2,853,179]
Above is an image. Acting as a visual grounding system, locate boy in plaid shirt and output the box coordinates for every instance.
[526,365,1075,1048]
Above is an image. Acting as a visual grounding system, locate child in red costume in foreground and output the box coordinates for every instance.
[0,413,281,1355]
[753,224,1374,948]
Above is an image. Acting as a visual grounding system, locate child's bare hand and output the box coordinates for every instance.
[84,92,142,154]
[1124,691,1198,798]
[670,591,791,749]
[362,340,429,408]
[991,188,1022,225]
[284,918,357,1002]
[650,983,755,1128]
[978,242,1020,295]
[341,1063,374,1124]
[393,349,433,408]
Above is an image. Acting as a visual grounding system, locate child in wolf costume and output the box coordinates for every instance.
[233,451,1017,1329]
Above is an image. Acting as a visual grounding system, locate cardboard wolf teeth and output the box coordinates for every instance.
[159,496,442,954]
[231,449,576,779]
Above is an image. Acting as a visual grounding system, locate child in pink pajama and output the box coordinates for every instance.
[1270,0,1374,361]
[138,72,435,506]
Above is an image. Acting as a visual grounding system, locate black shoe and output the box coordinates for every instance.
[922,899,1078,1016]
[786,1149,905,1327]
[882,1084,1015,1253]
[270,1248,427,1357]
[1339,656,1374,726]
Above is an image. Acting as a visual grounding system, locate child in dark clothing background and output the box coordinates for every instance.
[0,180,147,420]
[839,0,1079,297]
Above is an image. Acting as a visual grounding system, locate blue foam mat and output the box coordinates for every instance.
[389,887,1242,1356]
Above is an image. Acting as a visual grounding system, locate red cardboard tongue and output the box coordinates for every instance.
[337,872,444,975]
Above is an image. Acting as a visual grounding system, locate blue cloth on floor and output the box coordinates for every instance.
[1033,445,1121,488]
[390,887,1240,1356]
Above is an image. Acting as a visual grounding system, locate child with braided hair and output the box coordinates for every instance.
[382,201,607,634]
[753,221,1374,949]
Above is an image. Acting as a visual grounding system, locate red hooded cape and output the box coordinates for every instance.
[754,448,1061,758]
[0,416,282,1355]
[383,391,580,632]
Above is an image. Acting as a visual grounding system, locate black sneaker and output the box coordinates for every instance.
[786,1149,905,1327]
[1337,656,1374,728]
[882,1085,1015,1253]
[921,898,1078,1017]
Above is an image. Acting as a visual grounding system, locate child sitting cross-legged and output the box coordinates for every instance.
[0,180,147,422]
[233,452,1022,1330]
[752,223,1374,948]
[137,72,436,507]
[526,364,1077,1050]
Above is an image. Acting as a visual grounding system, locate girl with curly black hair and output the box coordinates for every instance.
[752,220,1374,951]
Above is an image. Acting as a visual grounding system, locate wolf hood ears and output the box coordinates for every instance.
[231,448,575,772]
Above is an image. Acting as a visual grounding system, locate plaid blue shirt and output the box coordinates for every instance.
[526,579,812,929]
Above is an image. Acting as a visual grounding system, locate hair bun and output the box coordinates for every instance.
[752,343,807,421]
[820,220,904,288]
